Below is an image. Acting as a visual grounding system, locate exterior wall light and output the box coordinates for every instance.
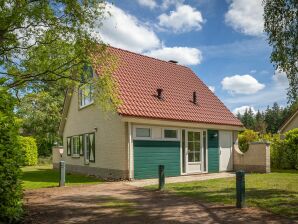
[59,147,64,158]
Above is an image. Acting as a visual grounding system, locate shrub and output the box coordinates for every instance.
[0,84,23,223]
[270,135,286,169]
[238,129,259,152]
[38,156,52,165]
[19,136,38,166]
[283,128,298,169]
[271,128,298,169]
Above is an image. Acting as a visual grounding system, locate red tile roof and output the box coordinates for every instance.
[108,46,243,127]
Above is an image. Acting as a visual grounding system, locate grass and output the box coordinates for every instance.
[146,170,298,219]
[21,164,103,189]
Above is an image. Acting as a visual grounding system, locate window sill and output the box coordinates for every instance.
[164,138,179,141]
[134,137,152,140]
[79,101,94,110]
[72,154,80,158]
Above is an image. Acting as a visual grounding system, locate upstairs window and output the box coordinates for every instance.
[79,66,94,108]
[79,84,94,108]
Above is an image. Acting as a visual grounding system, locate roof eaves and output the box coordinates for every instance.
[278,108,298,132]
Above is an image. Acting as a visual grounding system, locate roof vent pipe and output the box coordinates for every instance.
[193,91,197,105]
[157,88,163,99]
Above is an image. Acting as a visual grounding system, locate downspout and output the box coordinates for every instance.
[128,122,133,180]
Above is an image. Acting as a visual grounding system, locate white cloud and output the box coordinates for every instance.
[137,0,157,9]
[223,70,289,110]
[250,69,257,74]
[145,47,202,65]
[158,4,204,32]
[225,0,264,36]
[221,74,265,94]
[161,0,185,9]
[233,106,256,115]
[208,86,215,93]
[96,4,160,53]
[273,69,289,88]
[94,4,203,66]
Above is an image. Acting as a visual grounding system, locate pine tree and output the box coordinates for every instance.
[241,108,255,130]
[254,110,267,134]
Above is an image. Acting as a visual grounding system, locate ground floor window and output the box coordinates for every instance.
[67,133,95,162]
[72,136,80,156]
[84,133,95,163]
[135,127,151,138]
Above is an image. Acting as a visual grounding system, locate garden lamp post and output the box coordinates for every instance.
[59,147,65,187]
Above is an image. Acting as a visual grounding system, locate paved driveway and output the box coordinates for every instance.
[127,172,235,187]
[24,182,295,224]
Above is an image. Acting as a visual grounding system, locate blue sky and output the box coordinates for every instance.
[97,0,289,114]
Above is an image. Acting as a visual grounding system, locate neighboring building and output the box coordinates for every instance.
[278,108,298,134]
[58,46,244,180]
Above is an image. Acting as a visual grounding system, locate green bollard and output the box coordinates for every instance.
[236,170,245,208]
[59,161,65,187]
[158,165,165,190]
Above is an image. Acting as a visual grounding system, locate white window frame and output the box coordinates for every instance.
[71,135,80,157]
[79,84,94,109]
[186,129,202,165]
[163,128,179,141]
[134,126,152,140]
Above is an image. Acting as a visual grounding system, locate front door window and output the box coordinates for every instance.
[188,131,201,162]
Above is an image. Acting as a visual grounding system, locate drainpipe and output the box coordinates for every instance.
[128,122,133,180]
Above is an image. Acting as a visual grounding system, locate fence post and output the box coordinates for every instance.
[59,161,65,187]
[158,165,165,190]
[236,170,245,208]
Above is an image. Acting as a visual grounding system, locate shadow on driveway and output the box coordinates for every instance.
[23,183,296,224]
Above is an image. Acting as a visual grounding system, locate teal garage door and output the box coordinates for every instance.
[134,140,181,179]
[208,130,219,173]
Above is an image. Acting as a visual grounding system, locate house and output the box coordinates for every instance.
[278,108,298,134]
[58,46,244,180]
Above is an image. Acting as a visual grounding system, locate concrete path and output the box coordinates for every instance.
[127,172,235,187]
[24,182,295,224]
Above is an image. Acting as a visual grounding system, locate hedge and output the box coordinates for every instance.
[0,84,23,223]
[271,128,298,169]
[19,136,38,166]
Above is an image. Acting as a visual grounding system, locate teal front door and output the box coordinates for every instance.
[208,130,219,172]
[133,140,181,179]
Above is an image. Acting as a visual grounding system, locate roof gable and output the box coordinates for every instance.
[107,47,242,127]
[279,108,298,133]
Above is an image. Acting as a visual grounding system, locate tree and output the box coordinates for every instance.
[241,108,255,130]
[0,0,120,109]
[0,80,23,222]
[17,90,63,156]
[1,1,122,157]
[263,0,298,102]
[254,110,267,134]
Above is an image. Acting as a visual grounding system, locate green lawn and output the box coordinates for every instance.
[147,170,298,219]
[22,165,103,189]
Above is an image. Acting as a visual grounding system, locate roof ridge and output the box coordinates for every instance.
[107,45,191,69]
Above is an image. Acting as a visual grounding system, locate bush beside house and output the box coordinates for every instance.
[239,128,298,170]
[0,84,23,223]
[19,136,38,166]
[271,128,298,169]
[238,129,259,152]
